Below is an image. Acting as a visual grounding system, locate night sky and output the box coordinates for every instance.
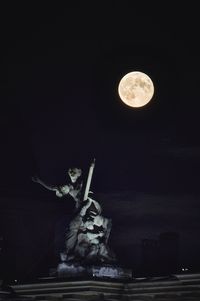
[1,4,200,281]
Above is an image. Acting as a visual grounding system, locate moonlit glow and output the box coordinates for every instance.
[118,71,154,108]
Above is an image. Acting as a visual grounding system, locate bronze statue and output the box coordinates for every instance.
[32,160,116,265]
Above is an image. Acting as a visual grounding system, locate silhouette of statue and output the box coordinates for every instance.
[32,160,116,265]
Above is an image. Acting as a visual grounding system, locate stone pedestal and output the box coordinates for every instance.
[50,262,133,280]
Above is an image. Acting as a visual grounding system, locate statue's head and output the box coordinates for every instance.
[68,168,82,183]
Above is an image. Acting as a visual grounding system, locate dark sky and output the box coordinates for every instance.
[1,3,200,194]
[1,3,200,280]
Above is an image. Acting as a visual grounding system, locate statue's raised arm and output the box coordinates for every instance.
[32,168,83,207]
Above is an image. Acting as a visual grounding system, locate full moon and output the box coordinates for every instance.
[118,71,154,108]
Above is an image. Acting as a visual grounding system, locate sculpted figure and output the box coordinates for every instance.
[32,160,116,265]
